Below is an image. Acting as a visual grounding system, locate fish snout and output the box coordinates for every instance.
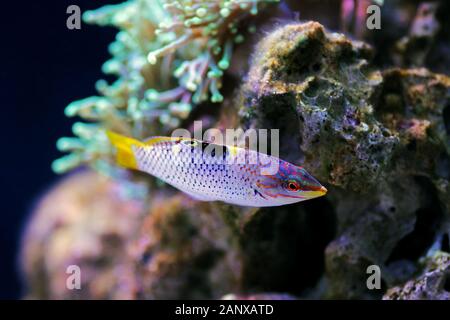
[300,169,327,197]
[301,184,327,199]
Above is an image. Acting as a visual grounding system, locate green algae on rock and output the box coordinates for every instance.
[241,21,397,192]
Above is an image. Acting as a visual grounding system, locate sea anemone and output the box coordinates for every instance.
[52,0,279,174]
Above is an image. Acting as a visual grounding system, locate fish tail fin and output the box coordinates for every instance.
[106,131,143,170]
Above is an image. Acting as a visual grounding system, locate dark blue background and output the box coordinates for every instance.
[0,1,122,299]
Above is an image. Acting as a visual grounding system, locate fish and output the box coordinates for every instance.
[106,131,327,207]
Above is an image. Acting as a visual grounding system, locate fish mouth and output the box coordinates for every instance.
[275,185,327,200]
[301,185,328,199]
[256,184,328,200]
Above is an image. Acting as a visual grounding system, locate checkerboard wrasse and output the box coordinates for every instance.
[107,131,327,207]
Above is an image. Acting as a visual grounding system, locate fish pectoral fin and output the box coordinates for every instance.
[183,190,212,202]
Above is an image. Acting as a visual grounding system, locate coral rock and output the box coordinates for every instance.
[383,252,450,300]
[239,21,450,299]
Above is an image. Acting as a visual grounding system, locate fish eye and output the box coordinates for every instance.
[284,180,301,192]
